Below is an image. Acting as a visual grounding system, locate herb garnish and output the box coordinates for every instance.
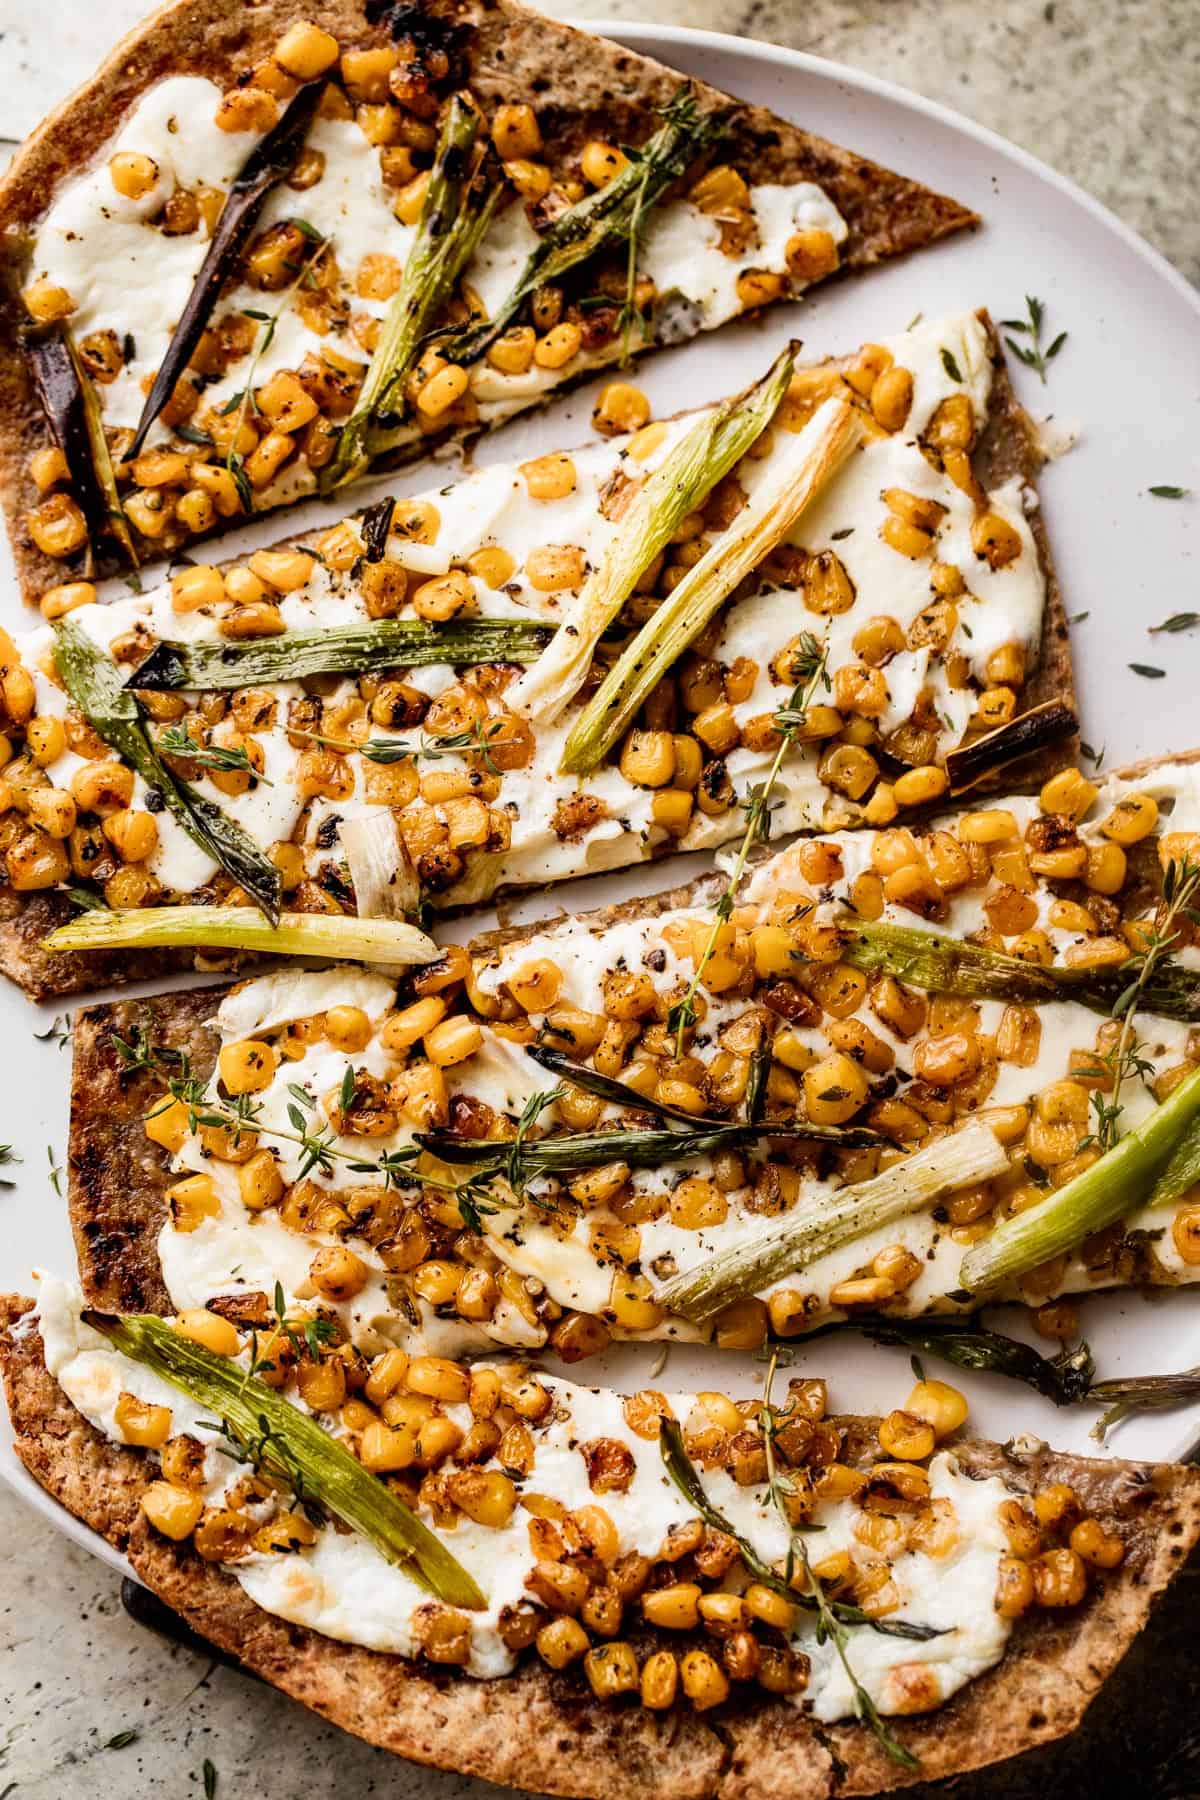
[157,725,273,784]
[105,1729,139,1750]
[669,633,829,1054]
[1129,663,1166,679]
[0,1145,20,1189]
[1149,613,1200,635]
[1001,295,1067,383]
[1148,485,1189,499]
[939,347,963,382]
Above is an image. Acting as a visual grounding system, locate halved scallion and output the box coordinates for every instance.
[656,1121,1009,1322]
[341,811,419,920]
[560,395,860,775]
[439,86,721,370]
[959,1066,1200,1295]
[129,617,553,691]
[944,700,1077,795]
[83,1310,484,1608]
[838,919,1200,1023]
[54,619,282,922]
[43,905,438,967]
[125,83,325,464]
[508,347,796,723]
[27,332,137,573]
[323,96,500,490]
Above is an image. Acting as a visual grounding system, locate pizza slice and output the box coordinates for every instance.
[3,1281,1197,1796]
[64,750,1200,1362]
[0,0,974,599]
[0,311,1071,1000]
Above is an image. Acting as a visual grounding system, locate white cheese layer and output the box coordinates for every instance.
[18,311,1043,901]
[36,1275,1014,1716]
[28,75,846,472]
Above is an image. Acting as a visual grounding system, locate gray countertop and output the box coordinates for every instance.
[1,2,1197,1795]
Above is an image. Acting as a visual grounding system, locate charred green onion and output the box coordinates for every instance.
[1148,1114,1200,1208]
[944,700,1077,794]
[440,87,721,369]
[809,1314,1096,1406]
[959,1066,1200,1294]
[43,905,437,966]
[125,82,325,464]
[54,619,281,921]
[1088,1365,1200,1439]
[561,396,860,775]
[27,332,136,571]
[659,1419,941,1643]
[509,347,795,724]
[83,1309,484,1608]
[838,919,1200,1022]
[657,1121,1010,1321]
[324,96,500,490]
[525,1042,725,1126]
[129,617,553,690]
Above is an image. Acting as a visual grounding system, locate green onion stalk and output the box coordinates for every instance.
[959,1065,1200,1295]
[44,906,438,968]
[560,395,860,775]
[507,346,797,724]
[83,1310,484,1608]
[656,1120,1010,1322]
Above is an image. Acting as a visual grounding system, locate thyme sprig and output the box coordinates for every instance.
[669,632,828,1053]
[1079,855,1200,1152]
[156,725,273,785]
[761,1355,919,1770]
[293,717,506,776]
[1001,295,1067,384]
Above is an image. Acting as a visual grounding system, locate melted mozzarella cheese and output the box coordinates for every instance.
[37,1275,1013,1713]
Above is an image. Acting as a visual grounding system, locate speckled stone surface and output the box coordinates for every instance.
[0,1,1197,1795]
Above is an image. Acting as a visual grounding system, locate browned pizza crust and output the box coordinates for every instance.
[0,0,975,603]
[0,320,1071,1003]
[3,1293,1198,1798]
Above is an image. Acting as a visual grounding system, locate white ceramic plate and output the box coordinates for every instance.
[3,22,1199,1577]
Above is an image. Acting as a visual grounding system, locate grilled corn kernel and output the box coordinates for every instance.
[1101,792,1158,845]
[103,808,157,862]
[423,1016,483,1067]
[174,1308,240,1356]
[804,1052,869,1124]
[406,1355,471,1404]
[167,1173,219,1232]
[619,728,675,788]
[785,227,839,281]
[309,1244,370,1301]
[871,365,914,431]
[491,102,541,159]
[581,139,629,186]
[218,1038,277,1096]
[971,510,1023,570]
[680,1648,730,1711]
[593,382,650,436]
[141,1480,204,1540]
[536,1616,589,1668]
[359,1420,416,1472]
[995,1555,1036,1618]
[114,1390,172,1448]
[237,1149,283,1213]
[533,322,583,370]
[736,269,785,310]
[28,493,89,557]
[487,327,536,376]
[23,279,76,323]
[274,21,340,77]
[1069,1518,1125,1569]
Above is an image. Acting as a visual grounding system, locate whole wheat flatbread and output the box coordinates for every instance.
[0,0,975,601]
[2,1294,1197,1798]
[1,323,1073,1002]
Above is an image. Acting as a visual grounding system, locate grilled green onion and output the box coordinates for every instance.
[439,87,721,370]
[129,617,553,691]
[944,700,1077,795]
[959,1066,1200,1295]
[561,395,859,775]
[54,619,281,921]
[659,1420,941,1642]
[83,1309,484,1608]
[323,97,500,490]
[27,332,137,574]
[810,1314,1095,1405]
[524,1042,723,1125]
[43,905,438,966]
[838,919,1200,1022]
[1148,1114,1200,1208]
[509,347,795,723]
[657,1121,1009,1321]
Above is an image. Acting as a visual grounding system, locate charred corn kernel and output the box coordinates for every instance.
[171,564,226,613]
[487,327,536,376]
[680,1648,730,1711]
[536,1616,589,1669]
[533,322,583,369]
[829,1275,895,1307]
[296,1356,347,1413]
[871,365,914,431]
[167,1173,219,1232]
[593,382,650,436]
[114,1390,172,1448]
[216,86,280,133]
[321,1005,372,1054]
[391,170,431,224]
[310,1244,370,1301]
[971,510,1023,569]
[110,150,162,200]
[640,1650,678,1710]
[878,1409,936,1460]
[145,1095,191,1154]
[619,728,675,787]
[736,269,785,310]
[995,1555,1036,1618]
[1040,767,1097,822]
[905,1379,968,1439]
[1172,1204,1200,1263]
[218,1038,277,1095]
[607,1270,663,1331]
[405,1355,470,1404]
[274,20,339,77]
[382,996,446,1051]
[503,157,551,201]
[504,958,561,1014]
[669,1177,728,1230]
[417,362,470,419]
[28,493,88,557]
[818,742,878,800]
[643,1582,701,1630]
[423,1016,483,1067]
[785,227,839,281]
[525,543,586,594]
[1033,1547,1087,1607]
[25,787,74,840]
[651,788,694,836]
[1101,792,1158,845]
[39,579,95,621]
[174,1308,240,1356]
[491,102,541,159]
[236,1149,283,1213]
[23,278,76,323]
[359,1420,416,1472]
[141,1480,204,1540]
[880,514,932,559]
[804,1052,869,1124]
[30,447,68,492]
[1069,1518,1125,1569]
[580,139,629,186]
[103,808,157,862]
[363,1349,409,1407]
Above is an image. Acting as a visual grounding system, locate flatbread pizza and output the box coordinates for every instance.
[0,0,975,598]
[0,311,1073,1000]
[2,1282,1197,1797]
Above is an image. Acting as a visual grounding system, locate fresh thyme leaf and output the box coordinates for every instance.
[0,1143,20,1189]
[203,1757,218,1799]
[939,347,963,382]
[1149,484,1189,499]
[105,1729,139,1750]
[47,1144,62,1196]
[1129,663,1166,679]
[1069,610,1089,624]
[34,1014,69,1049]
[1079,741,1104,768]
[1003,295,1065,384]
[1149,613,1200,634]
[64,883,109,912]
[156,724,273,784]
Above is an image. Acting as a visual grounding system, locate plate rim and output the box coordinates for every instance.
[4,19,1199,1572]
